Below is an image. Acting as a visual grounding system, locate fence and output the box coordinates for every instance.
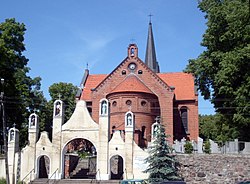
[172,137,250,154]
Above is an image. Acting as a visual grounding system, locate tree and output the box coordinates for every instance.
[0,18,46,147]
[144,123,181,183]
[199,114,238,142]
[42,82,78,137]
[185,0,250,140]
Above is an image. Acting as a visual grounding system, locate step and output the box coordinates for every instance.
[31,179,121,184]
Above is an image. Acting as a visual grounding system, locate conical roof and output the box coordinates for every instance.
[110,74,154,95]
[145,21,160,73]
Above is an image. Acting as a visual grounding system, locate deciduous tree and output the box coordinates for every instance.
[185,0,250,140]
[0,18,46,147]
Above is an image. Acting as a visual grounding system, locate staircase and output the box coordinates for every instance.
[70,158,95,179]
[30,179,121,184]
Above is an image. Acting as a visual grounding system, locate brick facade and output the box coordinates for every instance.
[80,44,198,146]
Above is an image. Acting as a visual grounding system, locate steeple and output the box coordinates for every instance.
[145,19,160,73]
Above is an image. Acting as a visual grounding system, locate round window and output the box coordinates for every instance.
[141,101,147,106]
[112,101,117,107]
[126,100,132,106]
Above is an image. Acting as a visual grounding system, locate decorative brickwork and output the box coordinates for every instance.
[79,44,199,146]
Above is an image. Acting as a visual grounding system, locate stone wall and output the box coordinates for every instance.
[177,154,250,184]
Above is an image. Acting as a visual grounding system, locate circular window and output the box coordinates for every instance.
[112,101,117,107]
[126,100,132,106]
[141,101,147,106]
[128,63,136,71]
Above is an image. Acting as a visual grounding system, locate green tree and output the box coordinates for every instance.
[144,123,181,183]
[0,18,46,147]
[185,0,250,140]
[199,114,238,142]
[43,82,78,137]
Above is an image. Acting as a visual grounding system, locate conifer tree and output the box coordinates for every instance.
[144,123,181,183]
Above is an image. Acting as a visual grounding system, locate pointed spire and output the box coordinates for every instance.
[145,17,160,73]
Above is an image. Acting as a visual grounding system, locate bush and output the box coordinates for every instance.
[0,178,6,184]
[184,141,193,154]
[203,140,211,154]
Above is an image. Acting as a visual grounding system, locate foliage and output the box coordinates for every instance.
[48,82,77,122]
[184,142,193,154]
[78,151,91,159]
[185,0,250,140]
[0,178,5,184]
[42,82,78,137]
[144,123,182,183]
[203,140,211,154]
[0,18,46,147]
[199,114,238,142]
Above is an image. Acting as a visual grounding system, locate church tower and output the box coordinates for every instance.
[145,19,160,73]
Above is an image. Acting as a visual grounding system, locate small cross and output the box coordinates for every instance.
[13,123,16,128]
[58,93,61,100]
[148,13,153,23]
[86,62,89,69]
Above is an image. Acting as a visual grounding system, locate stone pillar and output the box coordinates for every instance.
[28,113,39,146]
[8,127,19,184]
[97,98,109,180]
[124,111,134,179]
[28,113,39,178]
[52,100,64,179]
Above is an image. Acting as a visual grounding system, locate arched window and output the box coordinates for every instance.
[101,101,108,115]
[180,107,188,134]
[125,111,134,128]
[141,126,146,139]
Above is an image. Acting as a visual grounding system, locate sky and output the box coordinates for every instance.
[0,0,215,115]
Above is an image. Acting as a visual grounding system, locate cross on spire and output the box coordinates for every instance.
[148,13,153,23]
[58,93,61,100]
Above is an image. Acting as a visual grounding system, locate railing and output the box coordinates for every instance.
[46,168,59,184]
[124,168,127,179]
[20,168,34,184]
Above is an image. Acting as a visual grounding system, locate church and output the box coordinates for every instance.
[0,21,198,183]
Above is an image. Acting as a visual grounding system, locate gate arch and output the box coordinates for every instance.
[62,138,97,179]
[37,155,50,178]
[110,155,124,180]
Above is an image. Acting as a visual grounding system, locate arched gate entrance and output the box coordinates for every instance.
[110,155,123,180]
[38,155,50,178]
[63,138,97,179]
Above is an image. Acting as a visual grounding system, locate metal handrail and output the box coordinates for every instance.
[46,168,59,184]
[21,168,34,184]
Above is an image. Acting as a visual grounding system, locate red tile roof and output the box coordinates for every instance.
[80,74,107,101]
[110,74,154,94]
[80,72,195,101]
[157,72,195,100]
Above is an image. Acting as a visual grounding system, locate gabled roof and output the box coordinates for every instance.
[157,72,196,100]
[80,74,107,101]
[110,74,154,95]
[80,72,196,101]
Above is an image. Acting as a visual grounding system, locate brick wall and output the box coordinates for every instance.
[177,154,250,184]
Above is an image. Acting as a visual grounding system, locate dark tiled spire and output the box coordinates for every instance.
[145,20,160,73]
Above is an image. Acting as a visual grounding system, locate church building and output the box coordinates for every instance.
[77,21,199,145]
[0,21,198,183]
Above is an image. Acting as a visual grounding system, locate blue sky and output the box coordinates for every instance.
[0,0,215,115]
